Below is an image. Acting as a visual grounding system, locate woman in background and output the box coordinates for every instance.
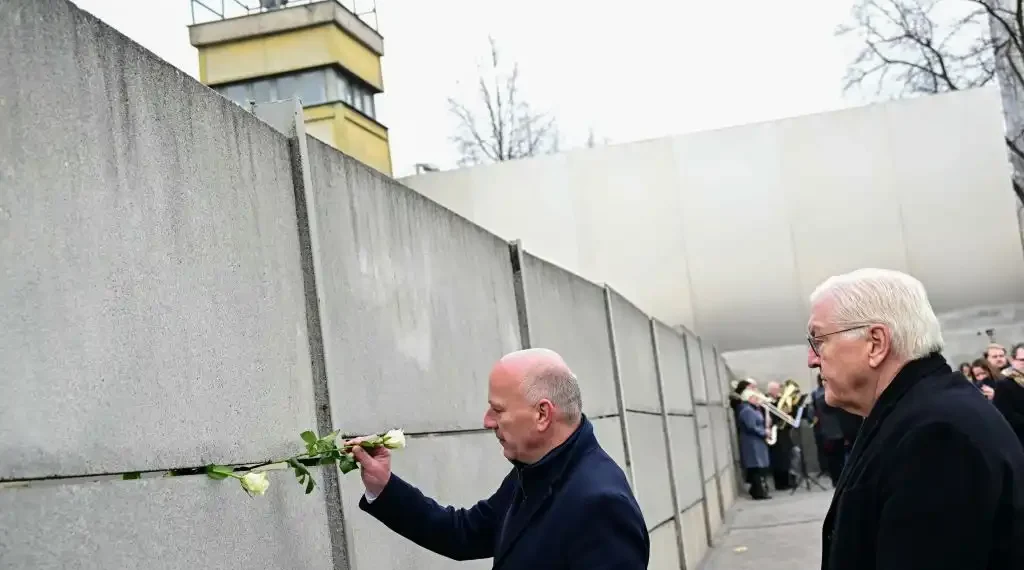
[971,358,1000,400]
[734,384,772,500]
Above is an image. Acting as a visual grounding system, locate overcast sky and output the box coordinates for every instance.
[69,0,863,177]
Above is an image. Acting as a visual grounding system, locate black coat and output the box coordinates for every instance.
[359,416,649,569]
[821,353,1024,570]
[995,376,1024,450]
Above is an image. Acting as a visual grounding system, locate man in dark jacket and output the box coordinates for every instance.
[806,268,1024,570]
[349,348,649,569]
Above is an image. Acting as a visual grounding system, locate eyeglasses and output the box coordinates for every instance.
[807,325,869,357]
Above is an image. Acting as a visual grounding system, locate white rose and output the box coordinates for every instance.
[239,472,270,496]
[382,429,406,450]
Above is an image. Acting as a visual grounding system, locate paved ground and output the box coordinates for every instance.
[700,485,834,570]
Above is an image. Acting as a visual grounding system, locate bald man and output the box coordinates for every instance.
[351,348,649,569]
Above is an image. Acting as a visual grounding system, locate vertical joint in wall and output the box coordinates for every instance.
[603,285,636,490]
[650,319,690,570]
[697,337,726,522]
[683,333,714,548]
[252,99,350,570]
[508,240,532,350]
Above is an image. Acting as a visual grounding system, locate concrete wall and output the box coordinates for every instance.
[1,2,747,569]
[401,86,1024,352]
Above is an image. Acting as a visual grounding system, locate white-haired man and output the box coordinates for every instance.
[349,348,649,569]
[807,268,1024,570]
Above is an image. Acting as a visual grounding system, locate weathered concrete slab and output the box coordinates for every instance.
[592,415,629,474]
[305,138,522,434]
[521,253,620,416]
[696,406,716,481]
[340,431,510,570]
[649,520,683,570]
[702,343,724,404]
[655,321,695,414]
[684,331,709,403]
[627,412,674,528]
[0,0,318,479]
[680,500,710,570]
[608,289,660,413]
[0,474,334,570]
[719,464,738,511]
[711,406,734,471]
[704,479,722,534]
[667,415,703,509]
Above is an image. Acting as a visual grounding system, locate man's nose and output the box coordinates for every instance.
[483,410,496,429]
[807,346,821,368]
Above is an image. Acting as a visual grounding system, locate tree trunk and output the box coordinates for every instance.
[987,0,1024,251]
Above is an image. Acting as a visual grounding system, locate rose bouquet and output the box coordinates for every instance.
[205,428,405,497]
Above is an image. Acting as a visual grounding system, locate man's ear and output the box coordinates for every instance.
[536,399,554,430]
[867,325,891,368]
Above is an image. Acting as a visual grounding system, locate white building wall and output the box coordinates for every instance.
[402,87,1024,351]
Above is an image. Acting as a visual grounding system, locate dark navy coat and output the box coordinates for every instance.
[359,416,649,569]
[736,401,770,469]
[821,353,1024,570]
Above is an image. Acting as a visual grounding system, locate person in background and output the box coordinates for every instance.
[971,358,1000,400]
[810,374,846,486]
[350,348,649,569]
[995,344,1024,449]
[987,343,1018,379]
[959,362,974,380]
[808,268,1024,570]
[764,380,794,491]
[1006,343,1024,382]
[735,385,772,500]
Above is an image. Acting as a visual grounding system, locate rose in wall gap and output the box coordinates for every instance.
[205,428,407,497]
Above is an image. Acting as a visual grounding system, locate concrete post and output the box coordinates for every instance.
[508,239,532,349]
[698,337,727,523]
[603,285,637,491]
[683,335,714,548]
[650,319,691,570]
[251,99,351,570]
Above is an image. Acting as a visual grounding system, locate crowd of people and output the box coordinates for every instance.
[731,341,1024,501]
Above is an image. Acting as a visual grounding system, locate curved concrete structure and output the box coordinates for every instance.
[402,87,1024,350]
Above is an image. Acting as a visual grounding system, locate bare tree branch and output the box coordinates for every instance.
[447,36,560,166]
[840,0,1024,208]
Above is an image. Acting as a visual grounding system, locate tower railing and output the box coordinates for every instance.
[189,0,378,31]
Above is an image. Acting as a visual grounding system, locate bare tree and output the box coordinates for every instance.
[839,0,1024,205]
[585,126,612,149]
[448,37,559,166]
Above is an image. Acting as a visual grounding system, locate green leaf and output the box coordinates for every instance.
[305,478,315,494]
[122,472,141,480]
[338,455,358,474]
[300,431,318,445]
[319,456,335,466]
[319,430,339,443]
[206,465,235,480]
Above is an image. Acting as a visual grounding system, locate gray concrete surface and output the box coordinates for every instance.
[696,407,717,480]
[609,288,661,413]
[305,137,522,434]
[668,415,704,507]
[686,332,710,403]
[628,412,676,527]
[0,474,335,570]
[655,321,696,414]
[700,488,831,570]
[0,0,318,479]
[521,252,621,417]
